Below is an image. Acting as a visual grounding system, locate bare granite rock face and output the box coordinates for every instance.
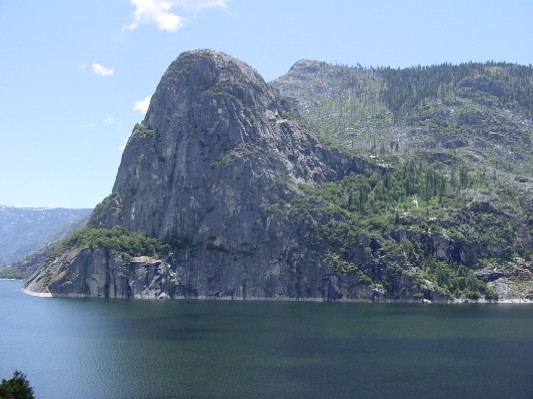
[23,50,421,301]
[91,50,369,242]
[24,247,174,299]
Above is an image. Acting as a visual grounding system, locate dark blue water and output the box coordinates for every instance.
[1,280,533,399]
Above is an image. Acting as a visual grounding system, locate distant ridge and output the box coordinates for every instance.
[0,205,92,266]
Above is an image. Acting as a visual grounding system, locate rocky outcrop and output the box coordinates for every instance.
[24,247,173,299]
[25,50,392,301]
[25,240,438,302]
[90,50,371,242]
[28,49,523,303]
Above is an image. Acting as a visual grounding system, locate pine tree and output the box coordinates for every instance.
[0,370,35,399]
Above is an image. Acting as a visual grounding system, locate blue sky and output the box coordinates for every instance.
[1,0,532,208]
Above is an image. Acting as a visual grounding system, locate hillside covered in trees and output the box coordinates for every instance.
[272,60,533,301]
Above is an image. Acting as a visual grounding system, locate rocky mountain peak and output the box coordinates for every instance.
[287,59,328,74]
[144,49,283,132]
[90,50,366,249]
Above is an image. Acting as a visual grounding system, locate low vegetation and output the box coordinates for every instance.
[132,123,157,139]
[51,226,171,260]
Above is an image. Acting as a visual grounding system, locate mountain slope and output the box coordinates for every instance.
[25,50,381,300]
[0,215,89,279]
[272,60,533,301]
[272,60,533,171]
[25,51,533,302]
[0,206,91,267]
[89,50,370,242]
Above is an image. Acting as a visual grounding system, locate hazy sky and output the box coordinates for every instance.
[1,0,532,208]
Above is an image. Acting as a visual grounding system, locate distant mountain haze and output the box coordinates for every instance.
[0,205,91,266]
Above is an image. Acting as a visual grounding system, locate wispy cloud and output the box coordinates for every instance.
[103,117,119,125]
[174,0,228,13]
[92,63,114,76]
[83,123,97,128]
[125,0,227,32]
[133,95,152,114]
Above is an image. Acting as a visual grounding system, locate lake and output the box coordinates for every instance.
[1,280,533,399]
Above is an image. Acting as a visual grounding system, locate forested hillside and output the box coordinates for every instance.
[274,61,533,168]
[273,61,533,301]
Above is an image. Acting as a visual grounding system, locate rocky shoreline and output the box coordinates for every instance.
[20,284,533,304]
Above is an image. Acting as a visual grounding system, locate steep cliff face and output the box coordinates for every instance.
[90,49,365,249]
[27,50,530,302]
[26,49,387,301]
[24,247,175,299]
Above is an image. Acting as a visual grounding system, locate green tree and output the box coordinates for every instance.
[0,370,35,399]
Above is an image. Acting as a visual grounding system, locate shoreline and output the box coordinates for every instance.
[11,275,533,304]
[21,286,53,298]
[17,285,533,304]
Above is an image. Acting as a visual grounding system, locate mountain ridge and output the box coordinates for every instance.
[0,205,91,271]
[24,50,533,302]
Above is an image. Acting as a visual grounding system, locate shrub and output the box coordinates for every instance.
[51,226,171,260]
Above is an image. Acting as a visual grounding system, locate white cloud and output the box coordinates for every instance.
[133,95,152,114]
[173,0,227,13]
[126,0,183,31]
[125,0,227,32]
[83,123,97,128]
[103,117,119,125]
[92,63,114,76]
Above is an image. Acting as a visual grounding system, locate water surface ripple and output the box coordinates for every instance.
[2,280,533,399]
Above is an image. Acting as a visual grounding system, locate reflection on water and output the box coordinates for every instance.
[1,280,533,399]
